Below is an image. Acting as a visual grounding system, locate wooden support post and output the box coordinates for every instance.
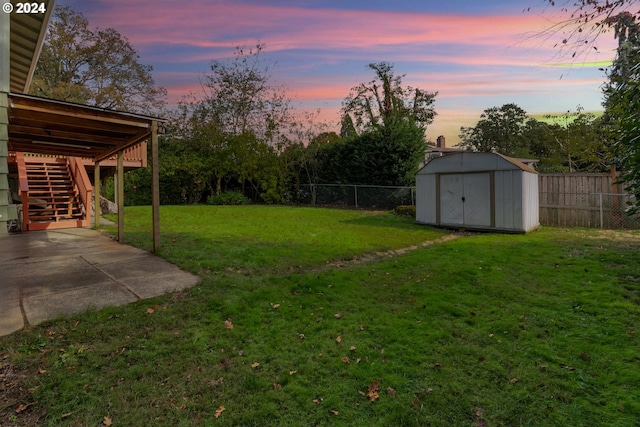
[117,150,124,242]
[94,161,101,229]
[151,121,160,252]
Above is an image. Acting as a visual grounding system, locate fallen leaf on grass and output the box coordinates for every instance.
[367,381,380,401]
[15,402,36,414]
[103,416,113,426]
[350,346,356,351]
[214,406,225,418]
[272,304,281,309]
[289,370,297,375]
[37,366,46,374]
[334,313,343,318]
[224,319,234,330]
[273,383,282,390]
[387,387,396,396]
[298,334,305,340]
[330,410,339,415]
[341,357,350,364]
[336,336,342,343]
[313,398,322,405]
[251,362,261,369]
[146,307,155,315]
[475,407,486,427]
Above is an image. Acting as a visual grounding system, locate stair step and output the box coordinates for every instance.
[18,157,89,230]
[28,182,73,186]
[28,183,73,187]
[29,212,83,218]
[28,194,75,198]
[29,215,84,221]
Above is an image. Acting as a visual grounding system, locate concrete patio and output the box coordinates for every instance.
[0,228,200,337]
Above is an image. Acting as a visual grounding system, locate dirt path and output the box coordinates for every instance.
[320,232,464,270]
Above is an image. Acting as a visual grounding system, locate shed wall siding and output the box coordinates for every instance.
[522,172,540,231]
[494,170,522,230]
[415,174,436,224]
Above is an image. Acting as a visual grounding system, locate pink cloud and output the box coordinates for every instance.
[82,2,591,56]
[68,0,611,144]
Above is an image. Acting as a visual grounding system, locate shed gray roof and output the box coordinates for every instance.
[417,151,538,175]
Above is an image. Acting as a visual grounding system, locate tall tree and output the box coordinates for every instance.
[538,1,639,56]
[342,62,437,134]
[325,62,436,186]
[30,6,165,113]
[200,43,292,148]
[169,44,294,202]
[602,12,640,212]
[459,104,529,156]
[541,1,640,211]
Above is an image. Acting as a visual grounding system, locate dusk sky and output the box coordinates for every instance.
[57,0,618,144]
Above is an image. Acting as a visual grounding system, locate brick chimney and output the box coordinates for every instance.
[436,135,446,148]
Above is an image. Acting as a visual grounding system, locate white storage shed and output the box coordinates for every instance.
[416,152,539,233]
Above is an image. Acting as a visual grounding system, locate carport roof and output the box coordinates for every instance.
[9,0,56,93]
[8,93,165,162]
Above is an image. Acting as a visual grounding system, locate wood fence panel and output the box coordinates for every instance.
[538,173,638,229]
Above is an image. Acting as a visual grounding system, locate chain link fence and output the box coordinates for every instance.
[539,192,640,229]
[287,185,640,229]
[291,184,415,210]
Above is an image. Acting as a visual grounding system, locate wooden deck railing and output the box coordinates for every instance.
[15,152,30,230]
[16,142,147,168]
[82,142,147,168]
[68,156,93,227]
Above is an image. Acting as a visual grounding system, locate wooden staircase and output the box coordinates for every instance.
[15,154,93,231]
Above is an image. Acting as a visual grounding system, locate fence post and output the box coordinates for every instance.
[411,187,415,206]
[354,185,358,208]
[599,193,604,229]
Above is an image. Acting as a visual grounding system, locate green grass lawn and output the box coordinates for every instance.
[1,206,639,426]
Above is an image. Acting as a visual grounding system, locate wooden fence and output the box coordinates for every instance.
[538,172,639,229]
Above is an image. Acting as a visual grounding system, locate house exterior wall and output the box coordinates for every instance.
[0,11,13,235]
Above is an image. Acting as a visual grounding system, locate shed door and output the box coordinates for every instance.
[439,173,491,226]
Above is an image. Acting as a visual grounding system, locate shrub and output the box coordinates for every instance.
[207,191,250,206]
[394,205,416,217]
